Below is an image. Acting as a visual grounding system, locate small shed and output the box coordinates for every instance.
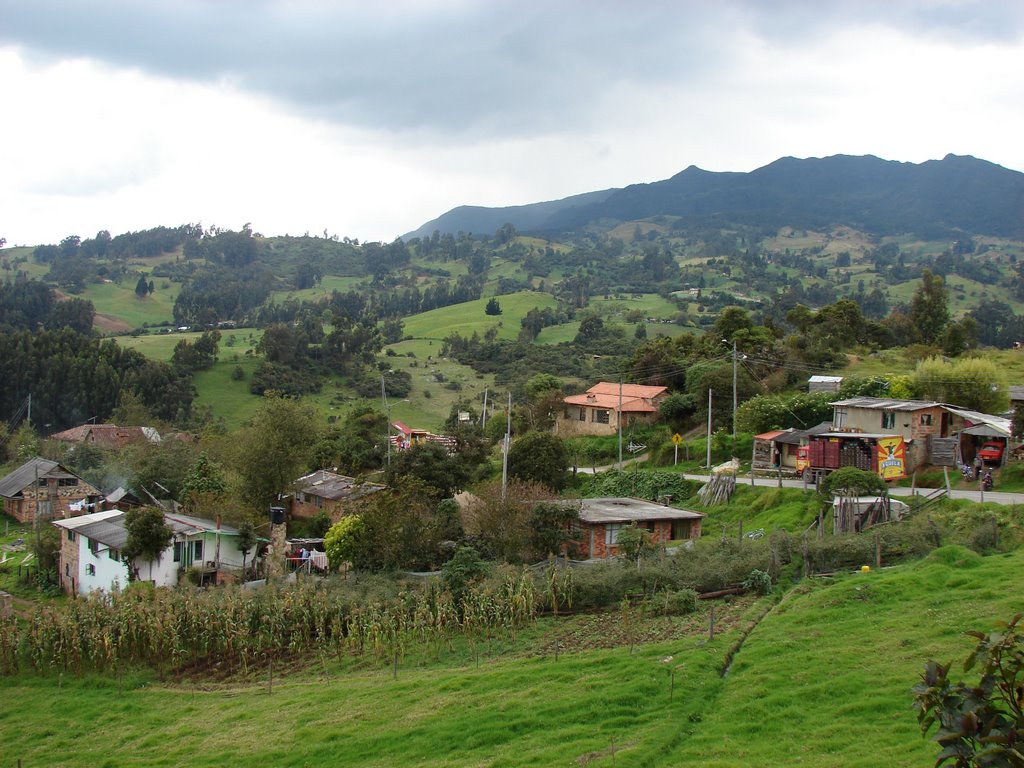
[808,375,843,393]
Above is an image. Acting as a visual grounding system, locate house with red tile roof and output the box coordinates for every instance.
[556,382,668,437]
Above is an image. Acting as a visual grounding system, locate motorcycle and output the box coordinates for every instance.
[981,471,994,492]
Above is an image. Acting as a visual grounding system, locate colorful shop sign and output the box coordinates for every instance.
[876,436,907,480]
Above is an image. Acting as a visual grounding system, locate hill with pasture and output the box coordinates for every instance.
[409,154,1024,241]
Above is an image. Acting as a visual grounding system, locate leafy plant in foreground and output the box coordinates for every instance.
[912,613,1024,767]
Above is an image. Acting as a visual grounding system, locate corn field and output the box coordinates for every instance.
[0,569,543,678]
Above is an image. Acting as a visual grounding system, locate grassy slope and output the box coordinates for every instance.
[401,291,558,342]
[1,546,1019,766]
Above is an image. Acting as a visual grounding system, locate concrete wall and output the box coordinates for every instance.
[77,537,130,595]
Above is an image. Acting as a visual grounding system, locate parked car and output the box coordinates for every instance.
[977,441,1006,464]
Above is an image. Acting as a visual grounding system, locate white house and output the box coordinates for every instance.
[55,509,255,595]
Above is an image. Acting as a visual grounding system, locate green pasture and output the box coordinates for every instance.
[268,275,366,305]
[118,329,264,362]
[3,543,1022,765]
[0,247,48,280]
[400,291,558,342]
[83,279,180,330]
[378,342,495,430]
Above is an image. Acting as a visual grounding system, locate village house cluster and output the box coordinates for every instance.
[0,373,1017,597]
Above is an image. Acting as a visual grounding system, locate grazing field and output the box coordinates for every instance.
[1,545,1020,766]
[400,291,559,342]
[82,280,181,331]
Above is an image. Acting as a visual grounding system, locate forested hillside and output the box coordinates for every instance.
[3,153,1024,441]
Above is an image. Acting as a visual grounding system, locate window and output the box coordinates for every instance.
[881,411,896,429]
[173,541,182,563]
[605,523,624,546]
[920,413,933,426]
[58,478,79,487]
[65,563,71,577]
[834,410,847,429]
[87,538,99,555]
[578,408,586,421]
[85,564,96,576]
[595,410,610,424]
[193,541,204,562]
[108,548,120,561]
[66,530,76,542]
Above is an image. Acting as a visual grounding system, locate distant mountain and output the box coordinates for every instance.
[407,154,1024,240]
[403,188,616,240]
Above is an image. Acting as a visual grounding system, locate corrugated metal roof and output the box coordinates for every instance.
[830,397,942,411]
[944,406,1011,437]
[754,430,787,441]
[69,511,129,549]
[295,470,385,502]
[578,497,704,524]
[52,509,123,530]
[0,458,65,498]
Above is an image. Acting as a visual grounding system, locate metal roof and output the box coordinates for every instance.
[0,458,72,498]
[808,375,843,383]
[578,497,704,525]
[1010,386,1024,403]
[829,397,942,411]
[52,509,123,531]
[944,406,1011,437]
[295,470,385,502]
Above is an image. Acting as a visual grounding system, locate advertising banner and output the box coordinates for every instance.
[876,436,907,480]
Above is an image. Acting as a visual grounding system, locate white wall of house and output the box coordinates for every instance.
[76,537,130,595]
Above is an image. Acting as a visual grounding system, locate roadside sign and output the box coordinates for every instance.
[672,433,683,445]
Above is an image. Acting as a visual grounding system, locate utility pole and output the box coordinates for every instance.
[480,388,488,431]
[381,376,391,466]
[732,339,738,454]
[706,389,713,469]
[501,392,511,501]
[617,379,624,472]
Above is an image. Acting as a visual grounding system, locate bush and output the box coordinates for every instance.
[743,569,773,596]
[653,588,698,616]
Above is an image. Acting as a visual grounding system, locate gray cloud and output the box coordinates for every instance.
[9,0,1018,143]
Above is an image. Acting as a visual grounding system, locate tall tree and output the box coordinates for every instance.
[233,393,319,510]
[909,268,950,345]
[122,506,173,582]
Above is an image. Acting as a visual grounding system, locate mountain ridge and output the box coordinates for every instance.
[406,154,1024,241]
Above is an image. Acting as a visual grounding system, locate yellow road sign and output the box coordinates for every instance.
[672,433,683,445]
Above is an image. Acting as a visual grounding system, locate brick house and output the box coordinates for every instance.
[290,470,385,520]
[576,497,704,559]
[558,383,668,437]
[0,457,102,524]
[830,397,1011,468]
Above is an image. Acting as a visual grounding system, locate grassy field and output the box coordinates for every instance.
[268,274,366,304]
[400,291,558,342]
[80,280,180,331]
[1,543,1020,766]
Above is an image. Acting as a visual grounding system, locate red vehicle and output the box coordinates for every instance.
[977,441,1006,465]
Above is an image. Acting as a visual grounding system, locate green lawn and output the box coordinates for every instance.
[2,545,1020,766]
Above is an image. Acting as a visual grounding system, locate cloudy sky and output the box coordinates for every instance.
[2,0,1022,247]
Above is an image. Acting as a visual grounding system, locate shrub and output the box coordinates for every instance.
[743,569,773,596]
[654,588,698,616]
